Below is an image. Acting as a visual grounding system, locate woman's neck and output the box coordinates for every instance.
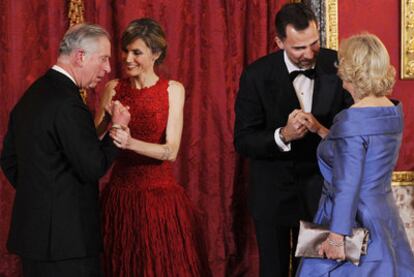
[352,95,393,107]
[130,73,159,89]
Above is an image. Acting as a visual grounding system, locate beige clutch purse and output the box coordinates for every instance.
[295,220,369,265]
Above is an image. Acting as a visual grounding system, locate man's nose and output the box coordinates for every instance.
[303,47,315,60]
[104,60,111,74]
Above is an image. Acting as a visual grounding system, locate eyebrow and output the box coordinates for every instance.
[292,38,320,49]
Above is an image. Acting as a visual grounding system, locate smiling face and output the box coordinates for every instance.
[79,36,111,88]
[276,20,320,69]
[122,38,160,77]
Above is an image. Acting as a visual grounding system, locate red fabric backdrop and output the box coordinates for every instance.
[338,0,414,170]
[0,1,288,276]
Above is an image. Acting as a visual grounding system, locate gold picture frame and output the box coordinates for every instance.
[401,0,414,79]
[325,0,339,50]
[392,171,414,186]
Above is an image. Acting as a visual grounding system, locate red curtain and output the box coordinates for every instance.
[0,1,288,276]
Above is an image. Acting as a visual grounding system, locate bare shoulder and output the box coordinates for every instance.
[167,80,185,96]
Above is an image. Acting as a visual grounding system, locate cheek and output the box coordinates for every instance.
[289,51,302,61]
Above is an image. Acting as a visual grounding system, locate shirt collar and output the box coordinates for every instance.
[52,65,77,85]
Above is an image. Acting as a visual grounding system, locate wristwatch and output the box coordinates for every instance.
[279,127,287,143]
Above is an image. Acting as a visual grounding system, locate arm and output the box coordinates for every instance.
[0,115,18,188]
[330,136,366,235]
[234,70,307,158]
[319,136,367,260]
[234,70,282,159]
[112,80,184,161]
[95,79,118,137]
[56,98,120,184]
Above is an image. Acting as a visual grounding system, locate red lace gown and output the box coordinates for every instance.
[102,78,206,277]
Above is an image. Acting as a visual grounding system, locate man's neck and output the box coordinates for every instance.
[55,58,82,87]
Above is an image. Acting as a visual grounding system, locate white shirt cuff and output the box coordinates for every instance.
[274,128,291,152]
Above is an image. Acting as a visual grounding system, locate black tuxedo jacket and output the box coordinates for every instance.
[234,49,352,224]
[1,69,119,260]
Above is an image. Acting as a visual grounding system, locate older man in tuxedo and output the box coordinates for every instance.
[1,23,130,277]
[234,3,352,276]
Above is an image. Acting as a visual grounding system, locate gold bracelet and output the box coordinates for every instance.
[111,124,122,130]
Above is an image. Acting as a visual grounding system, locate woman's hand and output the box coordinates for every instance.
[110,125,131,149]
[318,232,346,261]
[104,101,113,116]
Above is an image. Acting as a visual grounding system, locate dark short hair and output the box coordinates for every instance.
[121,18,167,65]
[275,3,317,40]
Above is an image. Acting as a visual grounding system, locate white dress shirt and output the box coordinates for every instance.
[52,65,77,85]
[274,51,316,152]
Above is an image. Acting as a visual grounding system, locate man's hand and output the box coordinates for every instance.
[281,109,308,142]
[111,100,130,127]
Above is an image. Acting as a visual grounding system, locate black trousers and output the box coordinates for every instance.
[254,221,300,277]
[21,256,102,277]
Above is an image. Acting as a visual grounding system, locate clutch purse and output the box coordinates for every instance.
[295,220,369,265]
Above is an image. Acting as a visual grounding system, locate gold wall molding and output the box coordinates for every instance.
[325,0,338,50]
[401,0,414,79]
[392,171,414,186]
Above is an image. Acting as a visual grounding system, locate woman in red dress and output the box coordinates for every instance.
[95,18,208,277]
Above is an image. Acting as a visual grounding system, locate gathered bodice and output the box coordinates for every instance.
[110,78,175,188]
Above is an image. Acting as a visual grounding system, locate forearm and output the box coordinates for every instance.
[127,137,179,161]
[95,112,111,139]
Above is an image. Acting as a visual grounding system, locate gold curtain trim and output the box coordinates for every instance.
[392,171,414,186]
[68,0,85,27]
[68,0,87,103]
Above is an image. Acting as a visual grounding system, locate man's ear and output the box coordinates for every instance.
[275,36,285,50]
[73,49,85,66]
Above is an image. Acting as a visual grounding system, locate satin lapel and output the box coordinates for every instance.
[265,55,301,119]
[312,71,339,116]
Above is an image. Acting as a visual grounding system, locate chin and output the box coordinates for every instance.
[125,68,141,76]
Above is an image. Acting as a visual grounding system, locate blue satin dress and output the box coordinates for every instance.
[296,102,414,276]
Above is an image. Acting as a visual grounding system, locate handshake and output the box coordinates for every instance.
[106,100,131,149]
[279,109,329,143]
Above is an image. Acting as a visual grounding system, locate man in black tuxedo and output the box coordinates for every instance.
[234,3,352,277]
[1,23,130,276]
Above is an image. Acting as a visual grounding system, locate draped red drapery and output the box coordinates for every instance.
[0,1,288,276]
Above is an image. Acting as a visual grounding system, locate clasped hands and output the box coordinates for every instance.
[106,100,131,149]
[280,109,328,142]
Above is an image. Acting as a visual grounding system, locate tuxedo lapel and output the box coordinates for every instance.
[312,65,340,116]
[265,52,301,119]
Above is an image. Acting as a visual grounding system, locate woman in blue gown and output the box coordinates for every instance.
[296,33,414,276]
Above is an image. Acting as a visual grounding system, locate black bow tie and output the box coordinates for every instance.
[289,68,316,81]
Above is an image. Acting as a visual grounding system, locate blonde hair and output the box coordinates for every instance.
[337,33,395,99]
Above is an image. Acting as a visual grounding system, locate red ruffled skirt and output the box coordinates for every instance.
[102,183,207,277]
